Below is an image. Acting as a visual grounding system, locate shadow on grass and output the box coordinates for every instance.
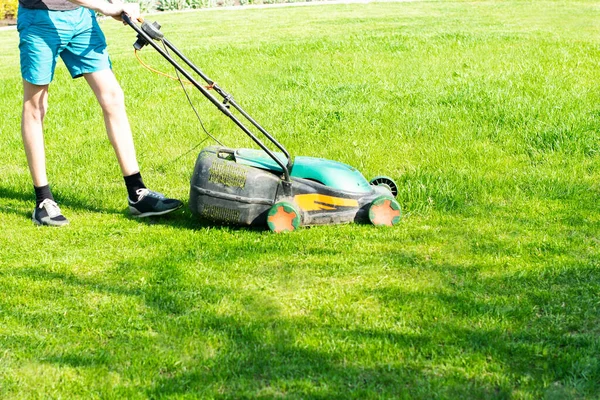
[0,185,124,217]
[142,320,510,399]
[5,248,599,398]
[129,207,263,232]
[363,251,600,398]
[0,183,269,232]
[0,184,220,232]
[2,182,599,398]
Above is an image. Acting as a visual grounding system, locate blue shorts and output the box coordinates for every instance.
[17,6,112,85]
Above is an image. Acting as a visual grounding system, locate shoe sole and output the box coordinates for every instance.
[129,203,183,218]
[32,217,69,227]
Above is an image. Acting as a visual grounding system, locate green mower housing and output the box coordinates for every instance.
[190,146,401,232]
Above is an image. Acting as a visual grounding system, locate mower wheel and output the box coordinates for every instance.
[370,176,399,197]
[368,196,401,227]
[267,201,301,233]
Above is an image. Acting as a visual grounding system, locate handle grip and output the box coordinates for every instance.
[121,12,144,26]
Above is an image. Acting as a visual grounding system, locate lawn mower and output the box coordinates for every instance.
[123,15,401,232]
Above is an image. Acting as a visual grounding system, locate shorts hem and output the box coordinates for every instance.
[71,65,113,79]
[22,75,53,86]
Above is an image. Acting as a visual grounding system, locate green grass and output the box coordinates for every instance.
[0,1,599,398]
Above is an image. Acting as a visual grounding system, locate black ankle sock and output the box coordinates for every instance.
[34,184,54,206]
[124,172,146,201]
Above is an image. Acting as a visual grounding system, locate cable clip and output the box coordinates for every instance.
[222,94,233,109]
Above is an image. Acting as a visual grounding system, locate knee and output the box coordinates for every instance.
[23,96,48,122]
[98,86,125,114]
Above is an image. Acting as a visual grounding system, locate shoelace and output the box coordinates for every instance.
[39,199,61,218]
[135,188,150,200]
[135,188,164,201]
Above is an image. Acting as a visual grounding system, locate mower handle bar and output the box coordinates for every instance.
[121,13,293,184]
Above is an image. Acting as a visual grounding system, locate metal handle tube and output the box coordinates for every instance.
[122,14,291,182]
[160,37,215,86]
[160,38,293,172]
[226,97,292,171]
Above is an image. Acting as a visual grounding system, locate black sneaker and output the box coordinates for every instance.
[128,188,182,218]
[32,199,69,227]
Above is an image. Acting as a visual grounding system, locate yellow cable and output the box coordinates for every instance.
[134,49,216,92]
[134,49,192,84]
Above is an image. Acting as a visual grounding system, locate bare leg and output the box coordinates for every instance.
[22,80,50,187]
[84,69,182,217]
[84,69,140,177]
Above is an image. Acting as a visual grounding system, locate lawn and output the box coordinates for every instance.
[0,0,599,398]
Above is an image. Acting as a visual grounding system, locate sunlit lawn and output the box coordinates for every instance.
[0,1,599,398]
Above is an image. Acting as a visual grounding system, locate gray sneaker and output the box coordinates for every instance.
[128,188,182,218]
[32,199,69,227]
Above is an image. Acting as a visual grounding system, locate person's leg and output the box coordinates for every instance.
[18,7,71,226]
[84,70,182,217]
[22,80,69,226]
[63,8,181,218]
[22,80,49,187]
[84,69,140,177]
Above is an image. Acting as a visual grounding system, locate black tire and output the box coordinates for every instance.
[369,176,399,197]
